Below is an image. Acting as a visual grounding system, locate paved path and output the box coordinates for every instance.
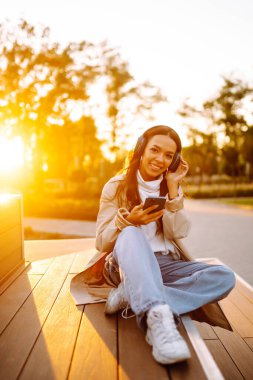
[24,199,253,285]
[183,199,253,286]
[24,217,96,237]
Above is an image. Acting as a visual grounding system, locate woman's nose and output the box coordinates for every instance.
[156,154,164,163]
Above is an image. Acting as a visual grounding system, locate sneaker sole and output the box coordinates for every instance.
[152,347,191,365]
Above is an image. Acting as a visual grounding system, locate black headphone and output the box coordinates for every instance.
[135,127,182,173]
[168,151,181,172]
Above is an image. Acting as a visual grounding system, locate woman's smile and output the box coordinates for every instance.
[149,163,163,171]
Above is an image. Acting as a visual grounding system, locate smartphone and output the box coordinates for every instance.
[143,196,166,214]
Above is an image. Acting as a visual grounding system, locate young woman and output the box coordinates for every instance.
[71,125,235,366]
[94,125,235,365]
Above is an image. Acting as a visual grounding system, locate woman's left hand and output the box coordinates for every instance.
[165,159,189,199]
[165,158,189,184]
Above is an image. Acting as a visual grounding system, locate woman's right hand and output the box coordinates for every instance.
[125,204,164,225]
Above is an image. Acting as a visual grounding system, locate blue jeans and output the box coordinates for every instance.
[111,226,235,321]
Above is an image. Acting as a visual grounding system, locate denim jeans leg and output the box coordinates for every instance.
[155,254,236,315]
[112,226,167,316]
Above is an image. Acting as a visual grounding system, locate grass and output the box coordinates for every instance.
[183,182,253,199]
[218,197,253,210]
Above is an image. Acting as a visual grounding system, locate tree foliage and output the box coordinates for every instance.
[100,42,167,153]
[179,75,253,179]
[0,19,166,190]
[182,128,218,178]
[203,77,253,148]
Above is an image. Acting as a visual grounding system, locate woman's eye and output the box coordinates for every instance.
[150,148,158,153]
[166,155,173,159]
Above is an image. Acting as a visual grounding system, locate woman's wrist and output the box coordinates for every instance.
[167,182,179,200]
[125,214,132,222]
[115,208,135,230]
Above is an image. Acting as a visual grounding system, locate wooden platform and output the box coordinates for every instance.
[0,238,253,380]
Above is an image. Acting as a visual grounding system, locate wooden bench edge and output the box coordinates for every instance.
[181,315,224,380]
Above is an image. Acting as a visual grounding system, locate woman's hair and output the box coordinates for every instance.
[116,125,182,209]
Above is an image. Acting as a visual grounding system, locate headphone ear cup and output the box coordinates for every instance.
[168,152,181,172]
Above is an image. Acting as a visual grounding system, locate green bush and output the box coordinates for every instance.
[24,195,99,220]
[23,182,253,220]
[183,183,253,199]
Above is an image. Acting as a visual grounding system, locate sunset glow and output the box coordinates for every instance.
[0,136,24,173]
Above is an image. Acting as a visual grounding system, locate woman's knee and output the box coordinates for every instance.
[114,225,152,258]
[120,225,140,237]
[215,265,236,293]
[116,225,146,245]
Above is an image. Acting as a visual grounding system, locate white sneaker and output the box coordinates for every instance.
[105,282,128,315]
[146,304,191,364]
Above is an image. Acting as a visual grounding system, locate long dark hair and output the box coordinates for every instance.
[116,125,182,209]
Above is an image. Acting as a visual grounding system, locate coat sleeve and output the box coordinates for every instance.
[162,188,191,239]
[95,180,133,253]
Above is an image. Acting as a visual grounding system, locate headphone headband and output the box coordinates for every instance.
[135,126,181,155]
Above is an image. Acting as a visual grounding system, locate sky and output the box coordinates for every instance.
[1,0,253,146]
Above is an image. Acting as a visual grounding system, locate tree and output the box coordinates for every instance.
[0,19,101,189]
[101,42,167,156]
[242,127,253,179]
[183,128,218,179]
[203,76,253,149]
[178,76,253,180]
[0,19,167,190]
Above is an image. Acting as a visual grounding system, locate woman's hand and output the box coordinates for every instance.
[165,158,189,199]
[126,204,164,225]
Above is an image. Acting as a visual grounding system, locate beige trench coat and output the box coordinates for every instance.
[70,175,232,331]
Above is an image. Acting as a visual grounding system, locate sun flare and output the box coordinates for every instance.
[0,136,24,173]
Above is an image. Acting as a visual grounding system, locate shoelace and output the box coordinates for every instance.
[121,305,136,319]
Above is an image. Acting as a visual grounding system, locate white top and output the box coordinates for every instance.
[137,170,175,254]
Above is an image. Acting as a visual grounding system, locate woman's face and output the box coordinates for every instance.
[139,134,177,181]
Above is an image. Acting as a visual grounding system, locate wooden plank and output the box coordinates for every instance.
[227,287,253,325]
[0,197,20,234]
[19,275,82,380]
[237,282,253,302]
[180,316,224,380]
[0,273,42,334]
[169,322,208,380]
[27,257,55,275]
[0,247,23,280]
[0,225,22,260]
[0,261,30,293]
[198,257,253,333]
[0,224,23,281]
[213,326,253,380]
[0,252,76,380]
[244,338,253,352]
[193,321,218,340]
[69,248,97,274]
[118,314,169,380]
[205,340,244,380]
[69,303,117,380]
[0,244,23,265]
[218,297,253,338]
